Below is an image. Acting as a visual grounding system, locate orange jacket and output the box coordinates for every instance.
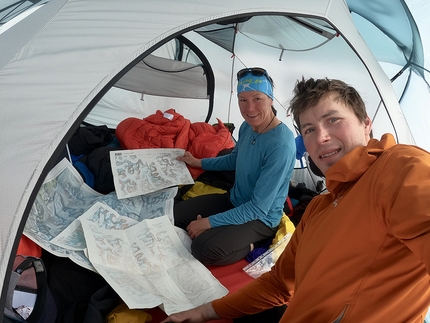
[213,134,430,322]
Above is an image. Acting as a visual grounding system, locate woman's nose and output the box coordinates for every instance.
[240,102,253,112]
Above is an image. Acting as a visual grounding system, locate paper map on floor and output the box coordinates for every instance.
[24,158,177,271]
[81,213,228,314]
[110,148,194,199]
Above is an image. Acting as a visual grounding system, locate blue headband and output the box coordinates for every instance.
[237,74,274,99]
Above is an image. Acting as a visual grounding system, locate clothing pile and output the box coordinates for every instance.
[68,124,122,194]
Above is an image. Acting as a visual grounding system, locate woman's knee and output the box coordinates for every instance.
[191,235,248,266]
[191,236,224,265]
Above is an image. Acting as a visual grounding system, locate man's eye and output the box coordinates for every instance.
[304,128,314,134]
[329,118,338,123]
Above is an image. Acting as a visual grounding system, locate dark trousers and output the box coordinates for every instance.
[174,193,276,265]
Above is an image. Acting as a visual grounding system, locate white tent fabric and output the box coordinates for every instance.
[0,0,429,317]
[114,54,209,99]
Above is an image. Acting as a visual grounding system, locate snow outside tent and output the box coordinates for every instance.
[0,0,429,320]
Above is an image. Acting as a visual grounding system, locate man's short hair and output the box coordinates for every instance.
[288,77,367,133]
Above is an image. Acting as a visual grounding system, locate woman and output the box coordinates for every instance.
[174,67,296,265]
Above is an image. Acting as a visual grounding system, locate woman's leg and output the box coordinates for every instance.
[191,220,276,265]
[174,193,233,230]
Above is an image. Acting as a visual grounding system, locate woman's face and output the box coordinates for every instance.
[238,91,273,132]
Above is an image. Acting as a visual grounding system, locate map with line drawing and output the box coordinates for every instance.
[81,215,228,313]
[110,148,194,199]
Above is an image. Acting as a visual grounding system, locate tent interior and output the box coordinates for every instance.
[1,0,430,321]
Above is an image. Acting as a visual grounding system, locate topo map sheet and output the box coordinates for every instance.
[110,148,194,199]
[81,211,227,314]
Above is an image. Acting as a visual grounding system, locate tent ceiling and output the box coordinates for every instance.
[195,15,337,54]
[117,15,338,103]
[1,0,426,81]
[237,16,336,51]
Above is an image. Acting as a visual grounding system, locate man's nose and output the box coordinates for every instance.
[316,127,330,143]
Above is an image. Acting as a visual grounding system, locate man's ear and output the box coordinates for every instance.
[364,116,373,138]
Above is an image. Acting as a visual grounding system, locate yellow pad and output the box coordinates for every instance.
[271,213,295,248]
[106,303,152,323]
[182,181,226,200]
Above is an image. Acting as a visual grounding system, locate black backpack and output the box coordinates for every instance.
[4,256,57,323]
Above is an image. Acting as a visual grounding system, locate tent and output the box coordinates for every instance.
[0,0,429,319]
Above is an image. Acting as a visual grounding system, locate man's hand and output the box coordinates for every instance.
[176,151,202,168]
[187,215,211,239]
[160,303,220,323]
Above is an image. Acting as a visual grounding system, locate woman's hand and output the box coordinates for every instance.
[177,151,202,168]
[187,215,211,239]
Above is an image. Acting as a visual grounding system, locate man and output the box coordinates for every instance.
[162,77,430,322]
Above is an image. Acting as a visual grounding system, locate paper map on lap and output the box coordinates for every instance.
[110,148,194,199]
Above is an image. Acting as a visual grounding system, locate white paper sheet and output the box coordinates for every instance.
[110,148,194,199]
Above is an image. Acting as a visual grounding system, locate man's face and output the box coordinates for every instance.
[299,93,372,175]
